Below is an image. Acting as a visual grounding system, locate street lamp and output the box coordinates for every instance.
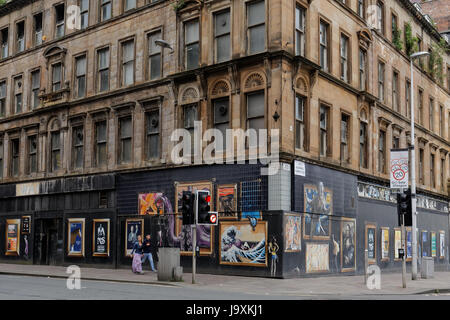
[409,51,430,280]
[155,39,174,54]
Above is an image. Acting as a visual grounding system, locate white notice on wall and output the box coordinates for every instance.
[294,160,306,176]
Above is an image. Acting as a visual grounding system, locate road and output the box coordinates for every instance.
[0,274,449,300]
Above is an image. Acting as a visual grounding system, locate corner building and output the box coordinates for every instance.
[0,0,448,278]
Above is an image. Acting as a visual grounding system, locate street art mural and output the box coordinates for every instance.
[5,219,20,256]
[125,218,143,257]
[394,228,402,260]
[422,231,429,257]
[284,213,301,252]
[340,218,356,272]
[431,232,437,257]
[217,184,238,219]
[331,233,340,273]
[138,193,165,215]
[305,243,329,273]
[303,182,332,240]
[268,236,280,277]
[440,231,445,259]
[68,218,85,257]
[381,227,389,261]
[219,221,267,267]
[366,224,376,264]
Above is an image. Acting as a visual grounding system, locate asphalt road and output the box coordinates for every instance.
[0,274,449,300]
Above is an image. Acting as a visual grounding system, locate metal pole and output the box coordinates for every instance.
[364,249,368,284]
[401,214,407,288]
[192,224,196,284]
[410,59,418,280]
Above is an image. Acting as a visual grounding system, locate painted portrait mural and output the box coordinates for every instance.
[305,243,329,273]
[125,219,143,257]
[340,218,356,272]
[303,182,333,240]
[284,213,301,252]
[68,218,85,257]
[219,221,267,267]
[217,184,238,220]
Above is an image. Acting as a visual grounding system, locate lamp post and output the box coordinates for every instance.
[409,51,430,280]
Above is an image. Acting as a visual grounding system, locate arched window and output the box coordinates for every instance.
[294,75,309,151]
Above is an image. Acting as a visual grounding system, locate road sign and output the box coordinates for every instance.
[209,212,218,225]
[390,149,409,189]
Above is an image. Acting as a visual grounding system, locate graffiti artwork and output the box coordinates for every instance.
[284,213,301,252]
[381,227,389,261]
[366,224,376,264]
[93,219,110,257]
[305,243,329,273]
[303,183,333,240]
[394,228,402,260]
[431,232,437,258]
[5,219,20,256]
[138,193,165,215]
[340,218,356,272]
[268,236,280,277]
[125,218,143,257]
[217,184,238,219]
[175,181,214,256]
[219,221,267,267]
[67,218,85,257]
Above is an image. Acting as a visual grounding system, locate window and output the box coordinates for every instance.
[359,48,367,90]
[340,113,350,163]
[419,148,424,184]
[31,70,40,109]
[247,0,265,54]
[392,71,399,111]
[429,98,434,132]
[295,95,305,150]
[417,37,423,68]
[100,0,112,22]
[319,105,330,157]
[55,4,65,39]
[184,20,199,70]
[11,138,19,177]
[0,81,5,117]
[80,0,89,30]
[72,126,84,169]
[97,47,109,92]
[118,117,132,164]
[33,13,43,46]
[16,21,25,53]
[378,130,386,173]
[430,153,435,188]
[28,135,37,174]
[295,6,305,57]
[418,89,423,125]
[183,104,197,146]
[51,131,61,171]
[376,1,384,35]
[213,97,229,151]
[378,61,385,101]
[124,0,136,12]
[147,31,162,80]
[319,20,330,72]
[95,121,107,167]
[358,0,365,19]
[75,55,87,98]
[52,63,62,92]
[392,135,400,149]
[145,110,160,159]
[439,105,444,137]
[391,13,398,41]
[1,28,8,59]
[247,91,265,131]
[340,34,350,83]
[405,79,411,118]
[121,40,134,87]
[441,158,445,191]
[360,121,368,168]
[13,76,23,114]
[214,9,231,63]
[0,140,3,178]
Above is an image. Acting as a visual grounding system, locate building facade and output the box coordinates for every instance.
[0,0,449,278]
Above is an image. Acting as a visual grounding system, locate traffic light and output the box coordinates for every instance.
[196,190,213,225]
[181,191,194,225]
[397,188,412,226]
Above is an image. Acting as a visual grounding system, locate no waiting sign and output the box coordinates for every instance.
[390,149,409,189]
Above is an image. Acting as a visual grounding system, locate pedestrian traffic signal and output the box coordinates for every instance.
[397,188,412,226]
[196,190,213,225]
[181,191,194,225]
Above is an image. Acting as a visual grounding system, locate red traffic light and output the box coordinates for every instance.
[206,195,211,203]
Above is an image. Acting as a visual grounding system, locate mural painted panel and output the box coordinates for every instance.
[365,224,376,264]
[431,232,437,257]
[68,218,85,257]
[219,221,267,267]
[175,181,214,256]
[303,182,333,240]
[217,184,238,220]
[406,227,412,261]
[340,218,356,272]
[394,228,402,260]
[5,219,20,256]
[138,193,165,215]
[284,213,302,252]
[125,219,143,257]
[440,231,445,259]
[381,227,389,261]
[305,243,329,273]
[93,219,110,257]
[422,231,429,257]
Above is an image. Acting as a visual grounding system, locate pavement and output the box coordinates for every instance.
[1,263,450,297]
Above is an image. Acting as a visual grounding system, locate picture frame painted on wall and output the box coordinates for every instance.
[175,181,214,256]
[394,228,402,261]
[340,217,356,272]
[305,242,330,273]
[93,219,110,257]
[241,211,262,220]
[303,183,333,240]
[421,230,429,257]
[138,192,165,215]
[21,216,31,235]
[125,218,144,257]
[284,213,302,252]
[5,219,20,256]
[217,184,238,220]
[431,232,437,258]
[439,231,445,259]
[219,220,268,267]
[381,227,390,262]
[406,227,412,262]
[67,218,85,257]
[365,223,377,264]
